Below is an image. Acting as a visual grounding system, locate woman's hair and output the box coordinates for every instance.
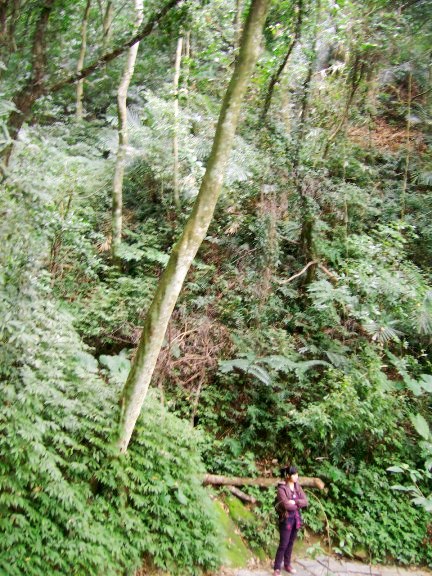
[280,465,298,479]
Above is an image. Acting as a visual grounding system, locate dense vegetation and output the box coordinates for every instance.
[1,0,431,573]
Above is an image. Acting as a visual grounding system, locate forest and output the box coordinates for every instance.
[0,0,431,574]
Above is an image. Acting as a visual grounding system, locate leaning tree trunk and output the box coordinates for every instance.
[2,0,54,165]
[117,0,271,453]
[111,0,144,262]
[76,0,92,120]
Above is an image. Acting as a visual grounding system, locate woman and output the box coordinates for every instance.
[273,465,308,576]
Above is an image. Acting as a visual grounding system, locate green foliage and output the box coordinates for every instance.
[2,0,432,571]
[314,464,432,565]
[0,185,220,575]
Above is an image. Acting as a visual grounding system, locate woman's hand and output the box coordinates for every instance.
[288,499,295,506]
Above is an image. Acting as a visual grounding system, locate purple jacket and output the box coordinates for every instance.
[276,481,308,519]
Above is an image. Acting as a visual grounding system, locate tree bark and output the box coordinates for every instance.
[226,486,257,503]
[102,0,113,51]
[3,0,54,164]
[117,0,271,453]
[203,474,325,490]
[173,35,183,209]
[111,0,144,262]
[76,0,92,120]
[293,1,319,286]
[261,0,303,121]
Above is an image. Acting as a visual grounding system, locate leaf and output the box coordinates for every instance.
[176,489,188,505]
[410,413,431,440]
[75,351,99,374]
[386,466,405,473]
[419,374,432,393]
[247,365,272,386]
[99,352,131,385]
[390,484,417,492]
[143,247,169,265]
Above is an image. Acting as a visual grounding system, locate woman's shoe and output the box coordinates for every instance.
[284,567,296,574]
[274,570,281,576]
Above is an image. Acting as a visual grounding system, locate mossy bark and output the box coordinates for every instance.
[117,0,270,452]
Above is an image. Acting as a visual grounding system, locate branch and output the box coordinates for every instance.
[278,260,318,284]
[318,263,338,283]
[48,0,183,93]
[203,474,325,490]
[226,485,257,504]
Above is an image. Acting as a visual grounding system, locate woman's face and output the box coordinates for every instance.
[289,472,299,483]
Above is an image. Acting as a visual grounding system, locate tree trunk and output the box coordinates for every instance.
[203,474,325,490]
[261,0,303,121]
[102,0,113,51]
[234,0,243,52]
[111,0,144,262]
[173,35,183,209]
[3,0,54,164]
[323,51,365,158]
[76,0,92,120]
[117,0,271,453]
[293,2,319,285]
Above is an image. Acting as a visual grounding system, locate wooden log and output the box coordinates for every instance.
[203,474,325,490]
[226,485,257,504]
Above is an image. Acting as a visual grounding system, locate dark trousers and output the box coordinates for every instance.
[273,516,298,570]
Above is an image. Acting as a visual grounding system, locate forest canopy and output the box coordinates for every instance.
[0,0,431,574]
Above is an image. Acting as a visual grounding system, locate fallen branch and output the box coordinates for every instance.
[317,263,338,284]
[226,485,257,504]
[278,260,318,284]
[203,474,325,490]
[278,260,338,285]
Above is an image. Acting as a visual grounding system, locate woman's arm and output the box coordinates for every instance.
[295,484,308,508]
[277,484,297,511]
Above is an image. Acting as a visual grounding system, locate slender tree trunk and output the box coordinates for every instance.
[0,0,7,47]
[261,0,303,121]
[111,0,143,262]
[117,0,271,453]
[293,2,319,286]
[234,0,243,52]
[323,51,365,158]
[76,0,92,120]
[401,67,412,220]
[183,30,191,94]
[173,36,183,209]
[102,0,113,51]
[2,0,54,165]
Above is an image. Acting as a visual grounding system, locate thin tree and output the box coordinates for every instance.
[111,0,144,262]
[261,0,303,121]
[173,35,183,209]
[102,0,113,50]
[76,0,92,120]
[117,0,271,453]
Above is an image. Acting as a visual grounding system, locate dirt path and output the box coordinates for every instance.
[231,556,431,576]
